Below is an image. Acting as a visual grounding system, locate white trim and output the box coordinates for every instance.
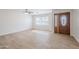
[72,34,79,43]
[0,28,32,36]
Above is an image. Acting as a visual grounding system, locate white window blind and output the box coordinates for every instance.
[35,16,48,25]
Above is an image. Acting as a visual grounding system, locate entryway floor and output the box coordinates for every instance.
[0,30,79,49]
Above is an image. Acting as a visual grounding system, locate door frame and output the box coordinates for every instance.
[54,12,70,35]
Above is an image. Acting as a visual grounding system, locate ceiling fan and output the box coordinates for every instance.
[25,9,33,14]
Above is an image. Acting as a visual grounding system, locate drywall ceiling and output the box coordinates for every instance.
[0,9,53,15]
[26,9,52,15]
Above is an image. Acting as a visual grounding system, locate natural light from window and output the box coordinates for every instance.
[35,16,49,25]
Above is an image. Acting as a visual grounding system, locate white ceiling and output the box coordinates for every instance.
[0,9,72,15]
[26,9,52,15]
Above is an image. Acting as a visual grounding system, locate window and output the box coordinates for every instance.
[35,16,48,25]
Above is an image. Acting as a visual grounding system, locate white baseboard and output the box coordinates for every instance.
[72,34,79,43]
[0,28,32,36]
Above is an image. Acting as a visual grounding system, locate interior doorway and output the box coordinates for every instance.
[54,12,70,35]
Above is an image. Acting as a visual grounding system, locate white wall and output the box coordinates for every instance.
[0,9,32,36]
[53,9,72,13]
[71,9,79,42]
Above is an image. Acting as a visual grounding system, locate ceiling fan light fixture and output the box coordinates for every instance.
[24,9,33,14]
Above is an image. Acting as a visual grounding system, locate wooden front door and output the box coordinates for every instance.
[54,12,70,34]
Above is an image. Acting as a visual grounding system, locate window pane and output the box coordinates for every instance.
[35,16,48,25]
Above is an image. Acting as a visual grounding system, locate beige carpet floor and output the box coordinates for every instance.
[0,30,79,49]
